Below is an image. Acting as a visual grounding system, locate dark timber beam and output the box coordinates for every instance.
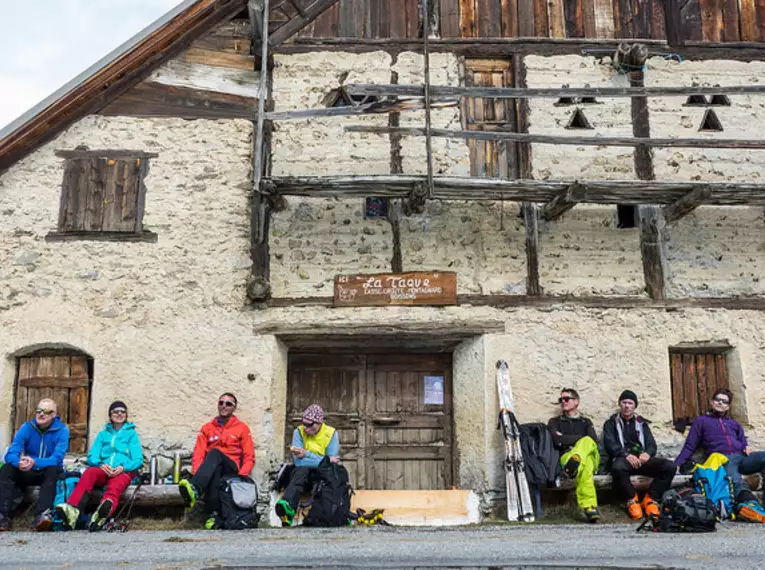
[663,187,712,223]
[628,44,667,301]
[267,0,340,47]
[344,83,765,100]
[344,125,765,150]
[523,203,542,296]
[541,182,586,221]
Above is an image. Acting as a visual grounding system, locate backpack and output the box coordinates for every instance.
[217,476,260,530]
[52,471,86,531]
[303,458,353,527]
[639,488,717,533]
[692,453,734,520]
[518,423,560,487]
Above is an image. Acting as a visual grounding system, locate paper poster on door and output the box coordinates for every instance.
[424,375,445,405]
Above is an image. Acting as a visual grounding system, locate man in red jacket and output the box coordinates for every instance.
[178,393,255,528]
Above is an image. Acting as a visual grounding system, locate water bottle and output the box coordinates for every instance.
[149,455,157,485]
[173,451,181,483]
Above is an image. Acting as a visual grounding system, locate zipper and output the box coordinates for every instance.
[719,418,734,454]
[110,432,117,467]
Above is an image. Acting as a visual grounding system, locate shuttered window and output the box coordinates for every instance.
[47,150,158,242]
[463,59,518,179]
[14,352,92,453]
[669,347,730,425]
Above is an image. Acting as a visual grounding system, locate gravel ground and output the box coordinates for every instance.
[1,523,763,569]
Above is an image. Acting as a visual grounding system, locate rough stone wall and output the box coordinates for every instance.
[0,116,283,481]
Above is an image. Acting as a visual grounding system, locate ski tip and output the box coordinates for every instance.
[496,360,508,369]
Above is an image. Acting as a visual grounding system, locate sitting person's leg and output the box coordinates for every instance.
[31,466,61,531]
[276,467,313,525]
[89,471,134,531]
[738,451,765,486]
[561,437,600,521]
[57,466,108,529]
[611,457,642,519]
[0,464,24,529]
[636,457,676,517]
[724,453,748,496]
[180,449,238,526]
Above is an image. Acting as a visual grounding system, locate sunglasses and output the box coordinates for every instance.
[713,398,730,405]
[35,408,54,415]
[558,397,576,403]
[218,400,236,408]
[110,409,127,415]
[302,421,316,428]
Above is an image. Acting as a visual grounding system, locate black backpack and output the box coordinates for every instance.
[639,488,717,533]
[217,476,260,530]
[518,423,560,487]
[303,458,353,527]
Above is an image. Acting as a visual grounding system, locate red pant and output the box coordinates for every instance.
[67,467,133,515]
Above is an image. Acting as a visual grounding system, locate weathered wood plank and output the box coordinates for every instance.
[369,0,390,38]
[650,0,667,39]
[270,0,342,43]
[533,0,549,36]
[548,0,566,37]
[311,0,339,36]
[501,0,519,37]
[181,47,254,70]
[523,202,541,295]
[334,272,457,307]
[55,150,159,159]
[459,0,477,37]
[639,205,667,300]
[722,0,741,40]
[591,0,615,37]
[681,0,704,41]
[389,0,408,37]
[516,0,535,36]
[663,186,712,223]
[564,0,585,38]
[477,0,502,36]
[440,0,460,37]
[739,0,759,40]
[700,0,724,41]
[345,124,765,150]
[148,60,259,99]
[758,0,765,40]
[406,0,421,37]
[663,0,684,45]
[541,182,585,220]
[582,0,597,37]
[17,376,89,388]
[100,81,257,120]
[84,158,105,231]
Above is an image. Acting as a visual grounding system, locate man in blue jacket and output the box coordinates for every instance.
[675,388,765,496]
[0,398,70,531]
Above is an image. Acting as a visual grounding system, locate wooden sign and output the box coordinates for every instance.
[334,272,457,307]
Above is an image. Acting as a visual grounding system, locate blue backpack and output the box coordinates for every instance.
[692,453,734,520]
[52,471,87,531]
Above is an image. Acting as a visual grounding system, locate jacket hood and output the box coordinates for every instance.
[103,421,136,433]
[609,412,649,424]
[34,416,65,432]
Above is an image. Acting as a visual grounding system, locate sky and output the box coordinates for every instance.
[0,0,181,131]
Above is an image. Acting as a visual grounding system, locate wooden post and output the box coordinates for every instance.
[523,203,542,296]
[249,0,272,303]
[389,71,404,273]
[629,43,666,301]
[541,182,585,221]
[663,186,711,223]
[422,0,435,199]
[663,0,685,47]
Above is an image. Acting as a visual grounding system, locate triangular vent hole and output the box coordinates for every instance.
[710,94,731,106]
[684,95,709,106]
[566,108,593,130]
[699,109,723,132]
[555,96,577,106]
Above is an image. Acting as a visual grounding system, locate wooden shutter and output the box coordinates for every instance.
[463,59,517,179]
[59,156,145,233]
[669,350,729,424]
[15,354,91,453]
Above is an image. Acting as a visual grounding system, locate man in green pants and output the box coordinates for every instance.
[548,388,601,522]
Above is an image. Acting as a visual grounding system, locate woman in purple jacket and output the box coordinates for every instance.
[674,388,765,495]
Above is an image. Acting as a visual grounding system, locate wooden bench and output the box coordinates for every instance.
[554,473,762,492]
[22,484,184,506]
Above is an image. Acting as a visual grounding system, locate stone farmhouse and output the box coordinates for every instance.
[2,0,765,515]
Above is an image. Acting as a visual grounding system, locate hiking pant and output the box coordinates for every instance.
[724,452,765,495]
[560,436,599,509]
[282,466,315,512]
[611,456,676,501]
[0,464,61,518]
[190,449,239,515]
[66,467,134,516]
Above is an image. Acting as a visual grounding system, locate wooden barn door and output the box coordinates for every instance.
[669,348,730,425]
[286,352,454,490]
[15,353,92,452]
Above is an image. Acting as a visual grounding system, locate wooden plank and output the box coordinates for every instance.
[390,0,408,37]
[592,0,615,37]
[148,59,260,99]
[18,376,90,388]
[758,0,765,40]
[269,0,344,44]
[548,0,566,37]
[440,0,461,37]
[541,182,585,221]
[58,159,82,231]
[650,0,667,39]
[663,0,684,45]
[564,0,585,38]
[633,0,657,38]
[121,159,142,232]
[369,0,390,38]
[84,158,106,231]
[477,0,502,36]
[459,0,477,37]
[681,0,704,41]
[582,0,597,37]
[14,358,32,432]
[722,0,741,40]
[100,81,257,120]
[739,0,759,40]
[696,353,709,417]
[312,1,339,36]
[613,0,633,37]
[716,353,729,390]
[682,353,697,421]
[500,0,518,37]
[406,0,421,37]
[663,186,711,223]
[670,353,684,421]
[639,205,666,300]
[334,272,458,307]
[181,47,255,70]
[556,474,692,491]
[700,0,724,41]
[523,202,541,295]
[337,0,364,37]
[71,158,92,232]
[192,32,253,55]
[517,0,535,36]
[533,0,549,36]
[55,150,159,159]
[100,160,121,232]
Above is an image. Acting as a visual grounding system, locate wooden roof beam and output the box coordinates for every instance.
[344,83,765,100]
[541,182,586,221]
[267,0,340,47]
[663,186,712,223]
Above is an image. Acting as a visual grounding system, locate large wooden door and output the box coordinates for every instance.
[286,353,453,490]
[14,352,92,452]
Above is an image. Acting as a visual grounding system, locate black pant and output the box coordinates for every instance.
[282,467,316,511]
[0,464,61,517]
[611,456,676,501]
[190,449,239,514]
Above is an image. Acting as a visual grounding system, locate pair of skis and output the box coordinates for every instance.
[496,360,535,522]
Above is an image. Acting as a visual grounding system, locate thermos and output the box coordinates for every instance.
[173,451,181,483]
[149,455,157,485]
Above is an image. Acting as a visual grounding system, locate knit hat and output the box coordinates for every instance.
[618,390,638,407]
[302,404,325,424]
[109,400,128,415]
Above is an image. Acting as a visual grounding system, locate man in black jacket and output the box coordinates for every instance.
[602,390,675,520]
[548,388,600,523]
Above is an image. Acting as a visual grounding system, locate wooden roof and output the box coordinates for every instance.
[0,0,340,175]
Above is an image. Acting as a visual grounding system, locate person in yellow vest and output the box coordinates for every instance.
[275,404,339,526]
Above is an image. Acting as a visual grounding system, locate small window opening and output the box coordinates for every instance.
[699,109,723,132]
[323,87,377,108]
[565,108,593,130]
[617,205,637,229]
[709,94,731,107]
[684,95,709,106]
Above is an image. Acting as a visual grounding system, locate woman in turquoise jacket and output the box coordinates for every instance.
[55,401,143,531]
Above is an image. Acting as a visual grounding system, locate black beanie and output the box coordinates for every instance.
[109,401,128,415]
[618,390,638,407]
